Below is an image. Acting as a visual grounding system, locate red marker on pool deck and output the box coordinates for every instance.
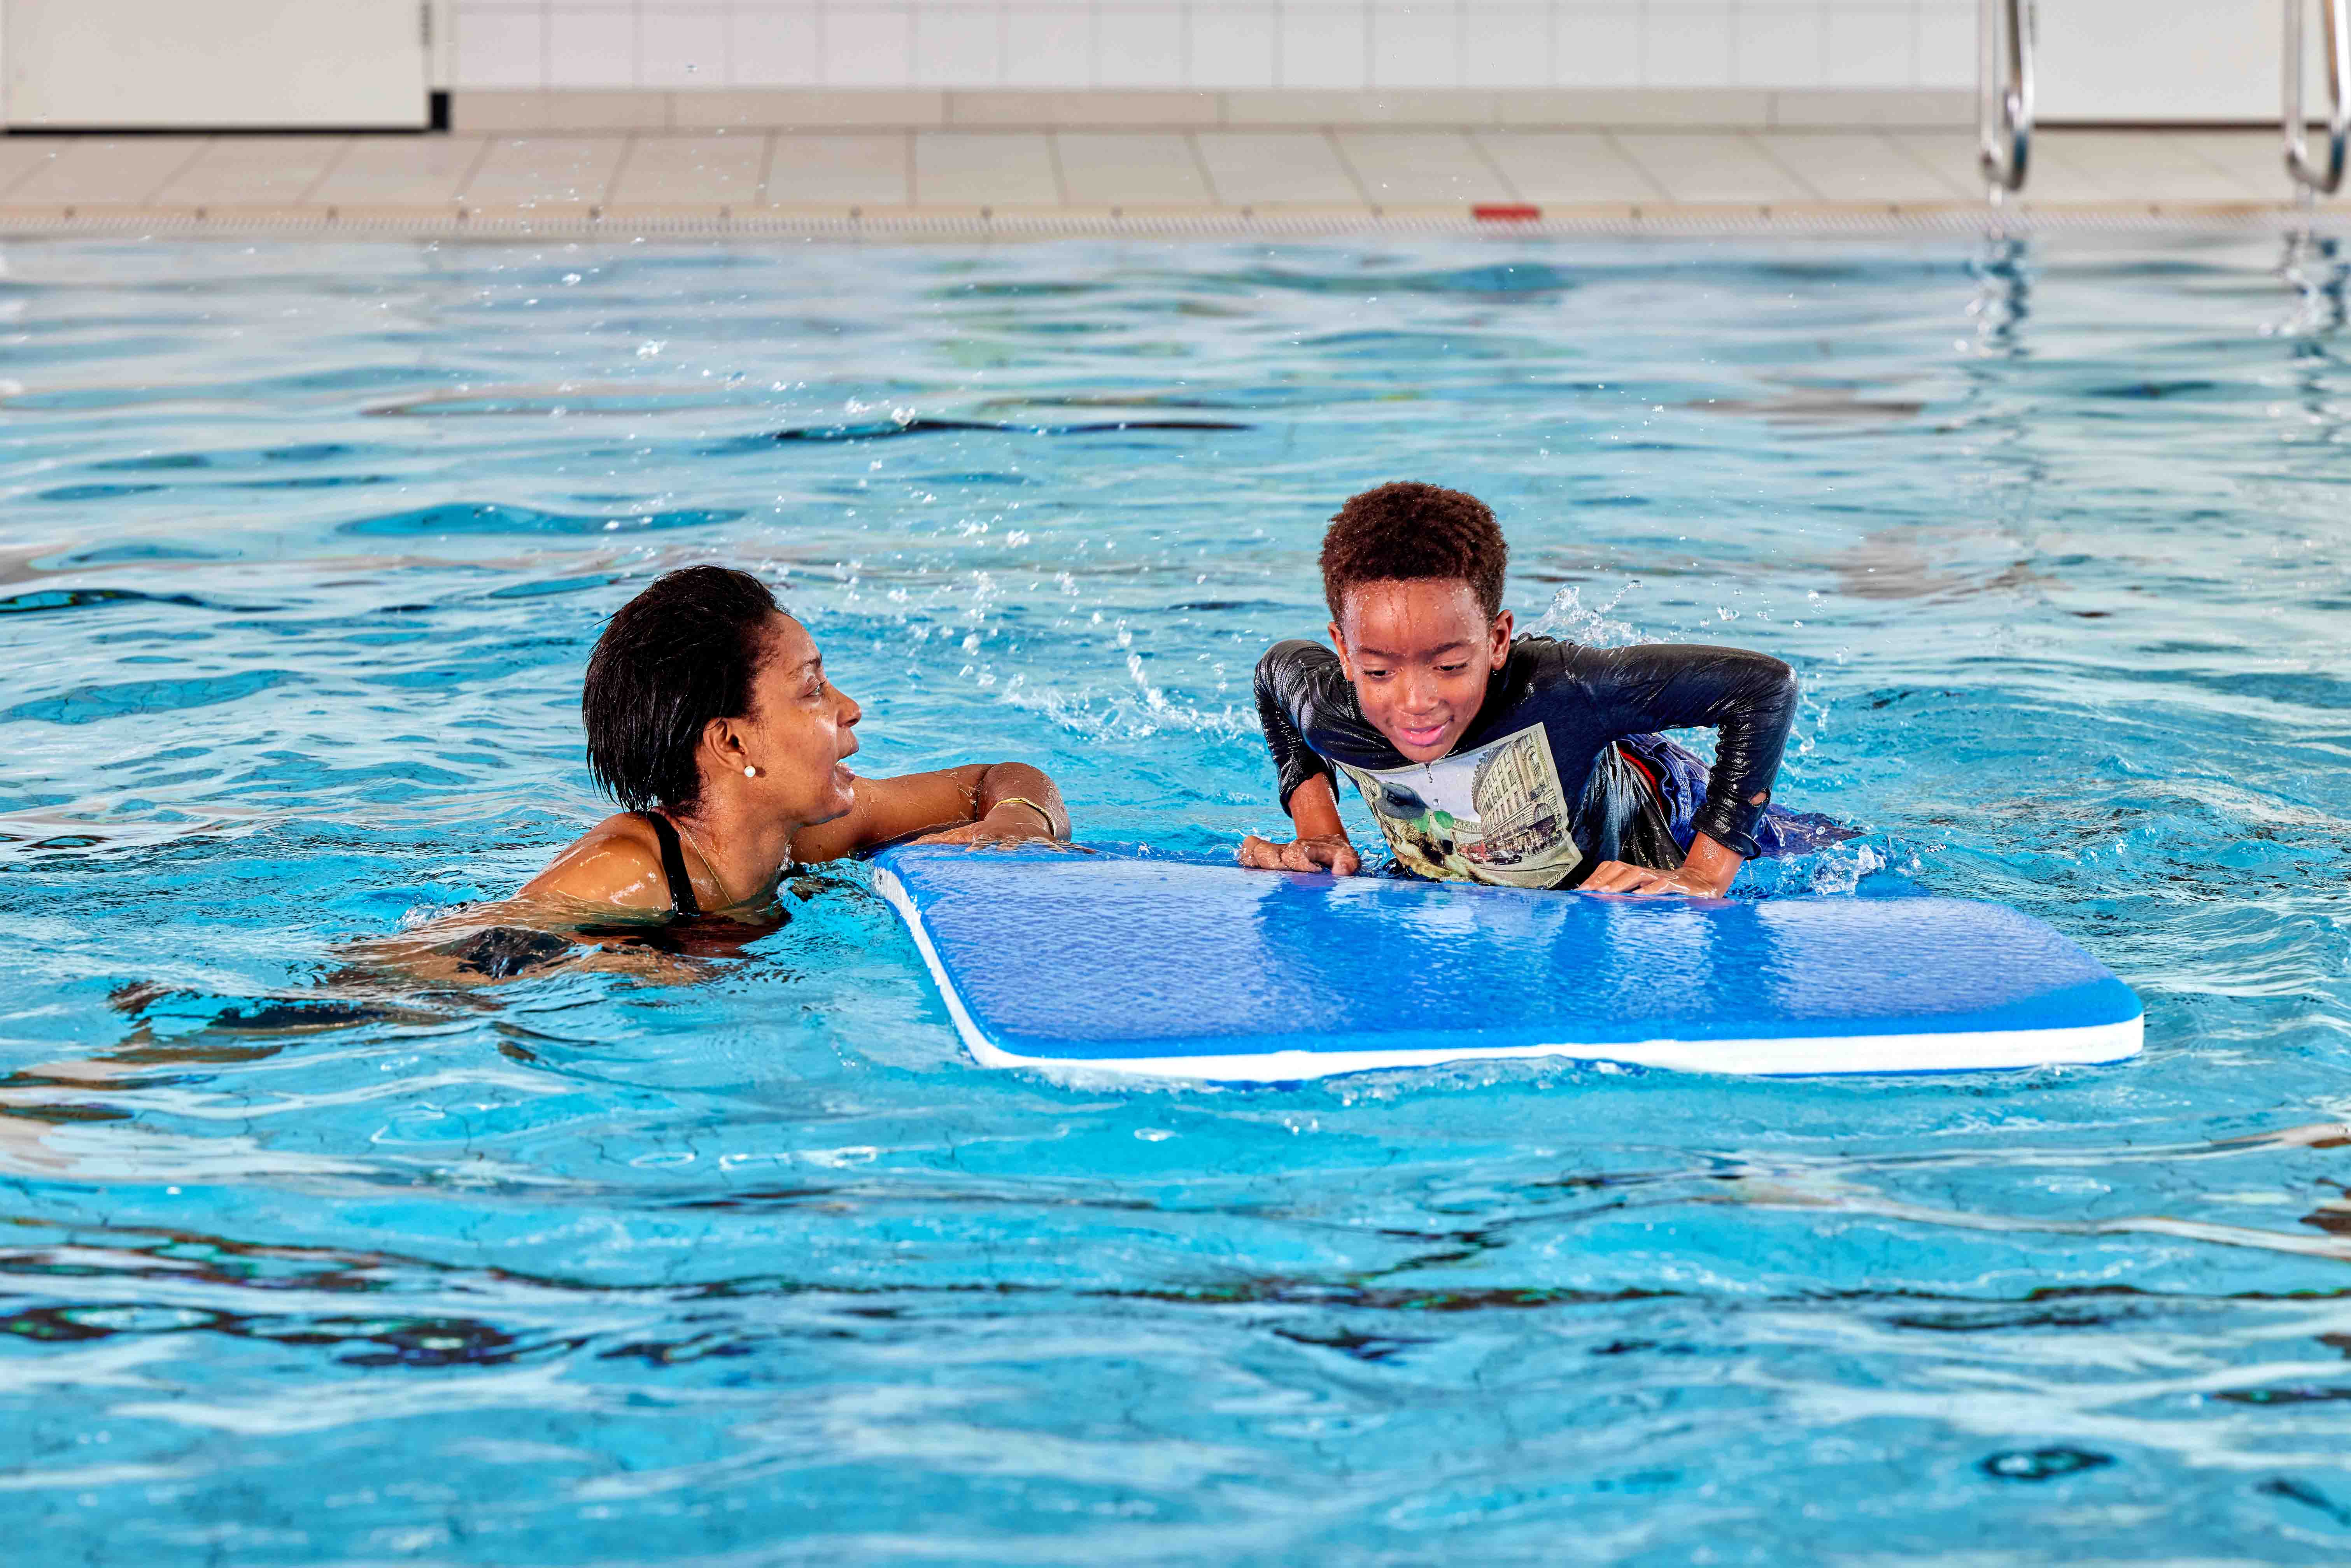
[1473,204,1543,222]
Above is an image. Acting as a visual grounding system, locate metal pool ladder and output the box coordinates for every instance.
[1979,0,2033,201]
[2286,0,2350,200]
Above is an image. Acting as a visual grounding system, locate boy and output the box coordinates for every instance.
[1240,481,1834,896]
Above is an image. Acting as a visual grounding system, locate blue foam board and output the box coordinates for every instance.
[870,845,2143,1081]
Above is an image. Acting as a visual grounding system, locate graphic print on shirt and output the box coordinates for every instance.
[1334,721,1580,888]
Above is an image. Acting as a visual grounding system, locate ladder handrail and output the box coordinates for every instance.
[2286,0,2350,195]
[1979,0,2034,197]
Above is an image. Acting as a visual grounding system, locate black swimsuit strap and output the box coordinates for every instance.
[639,811,701,918]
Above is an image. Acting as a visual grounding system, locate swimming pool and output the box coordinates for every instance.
[3,230,2349,1563]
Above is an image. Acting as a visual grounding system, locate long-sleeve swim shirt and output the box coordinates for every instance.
[1253,634,1799,890]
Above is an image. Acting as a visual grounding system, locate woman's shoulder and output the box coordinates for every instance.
[519,813,674,910]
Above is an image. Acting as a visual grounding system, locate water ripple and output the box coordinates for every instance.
[0,234,2346,1564]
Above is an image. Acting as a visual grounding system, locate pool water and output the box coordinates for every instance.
[3,231,2350,1564]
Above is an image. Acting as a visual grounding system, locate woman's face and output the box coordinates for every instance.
[738,614,862,825]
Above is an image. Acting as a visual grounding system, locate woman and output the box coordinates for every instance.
[28,565,1062,1135]
[521,564,1068,921]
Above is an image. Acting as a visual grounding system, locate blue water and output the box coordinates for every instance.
[3,232,2350,1564]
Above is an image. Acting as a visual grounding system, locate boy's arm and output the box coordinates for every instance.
[1238,642,1362,875]
[1571,642,1799,896]
[1581,829,1744,897]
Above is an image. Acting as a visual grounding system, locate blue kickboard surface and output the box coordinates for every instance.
[869,845,2144,1080]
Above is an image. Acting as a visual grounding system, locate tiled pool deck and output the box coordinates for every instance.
[0,126,2337,237]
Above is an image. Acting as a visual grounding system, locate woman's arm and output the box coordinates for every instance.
[789,761,1069,862]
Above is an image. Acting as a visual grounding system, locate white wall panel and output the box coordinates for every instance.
[1651,5,1739,86]
[1280,5,1371,88]
[1915,1,1971,91]
[2038,1,2279,122]
[459,6,547,86]
[825,7,915,84]
[1373,10,1463,89]
[913,7,1002,85]
[1193,7,1281,86]
[1002,9,1092,85]
[1098,10,1188,86]
[549,9,637,85]
[1823,5,1908,88]
[7,0,434,125]
[1556,9,1645,87]
[446,0,2274,100]
[1735,5,1826,88]
[639,8,730,84]
[731,8,822,82]
[1462,9,1550,88]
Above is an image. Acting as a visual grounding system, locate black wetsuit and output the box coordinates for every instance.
[1254,635,1808,889]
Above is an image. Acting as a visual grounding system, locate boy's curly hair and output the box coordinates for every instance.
[1319,481,1508,622]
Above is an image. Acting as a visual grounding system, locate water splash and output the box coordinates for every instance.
[1004,659,1256,743]
[1526,581,1649,647]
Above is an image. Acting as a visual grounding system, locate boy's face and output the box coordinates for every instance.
[1330,578,1512,764]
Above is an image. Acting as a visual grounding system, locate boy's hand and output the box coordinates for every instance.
[1245,776,1359,876]
[1580,833,1741,898]
[1238,833,1362,876]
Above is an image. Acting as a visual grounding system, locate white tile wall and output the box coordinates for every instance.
[1370,9,1459,92]
[459,7,548,87]
[1823,4,1912,88]
[827,9,917,84]
[913,7,1004,85]
[1734,3,1823,88]
[1913,0,1972,91]
[451,1,1971,91]
[1191,7,1279,88]
[1280,5,1371,90]
[1001,9,1091,85]
[547,9,636,85]
[732,7,822,82]
[639,9,732,85]
[1097,9,1187,87]
[1643,5,1735,88]
[1556,9,1644,88]
[1461,10,1549,89]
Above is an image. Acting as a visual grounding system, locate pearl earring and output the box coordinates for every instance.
[744,765,758,778]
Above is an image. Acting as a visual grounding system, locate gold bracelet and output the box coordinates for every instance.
[990,795,1058,837]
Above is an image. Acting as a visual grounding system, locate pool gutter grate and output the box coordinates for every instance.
[0,201,2336,243]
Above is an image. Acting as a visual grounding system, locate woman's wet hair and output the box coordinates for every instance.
[583,565,781,813]
[1321,480,1508,621]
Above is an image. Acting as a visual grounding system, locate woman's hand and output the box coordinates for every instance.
[1580,832,1742,897]
[1238,833,1362,876]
